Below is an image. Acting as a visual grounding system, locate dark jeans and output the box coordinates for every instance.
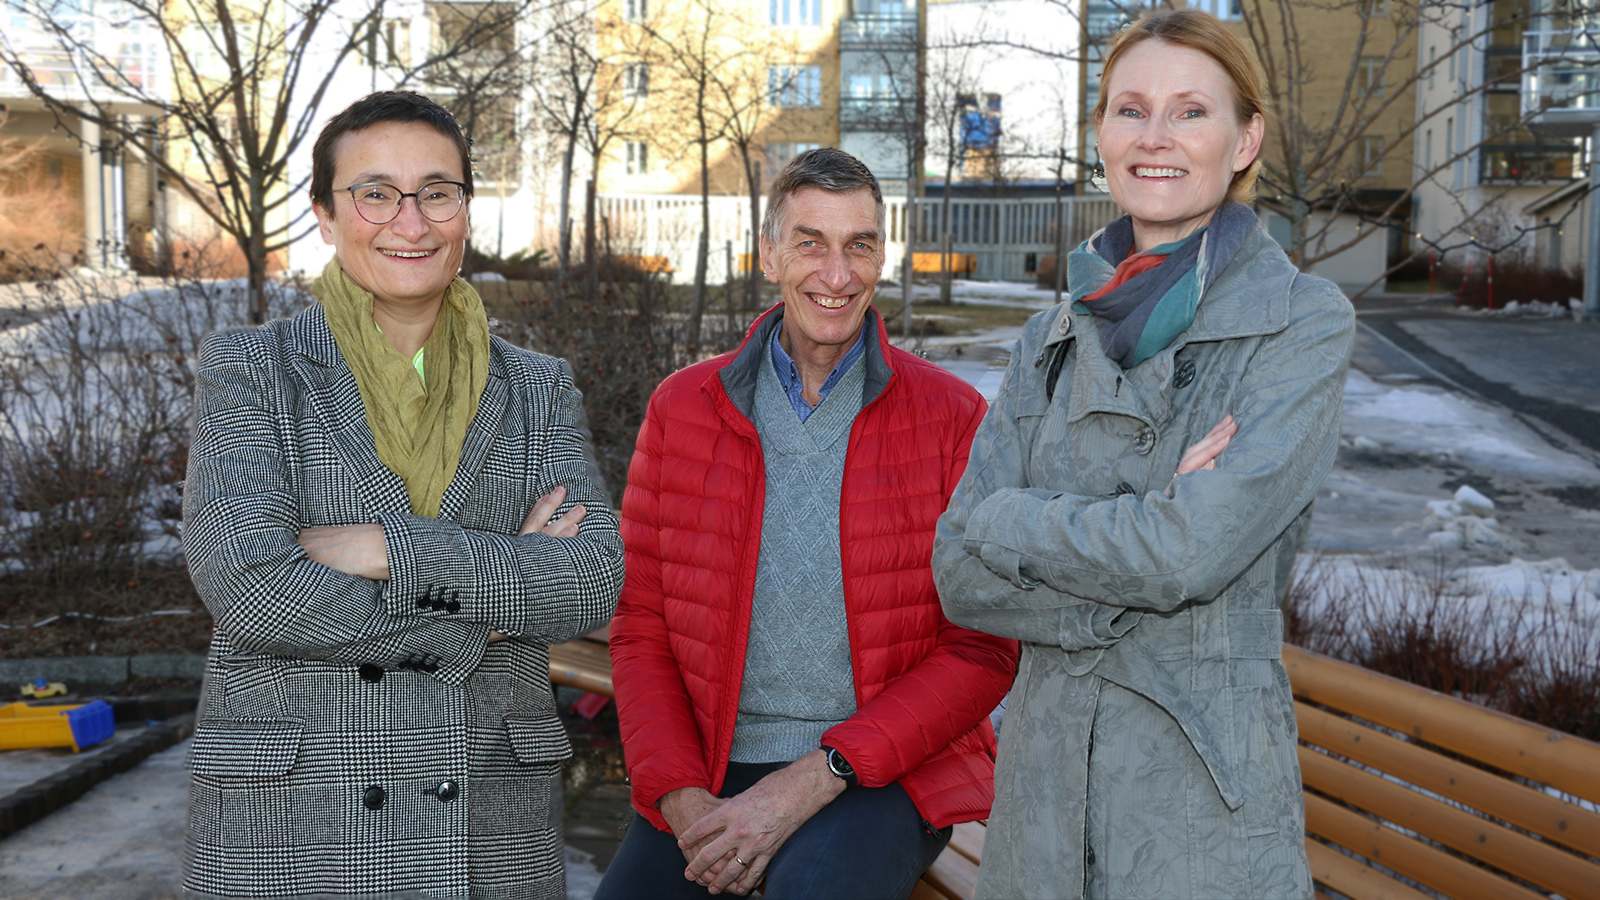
[593,761,951,900]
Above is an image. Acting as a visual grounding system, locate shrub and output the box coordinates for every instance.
[1288,553,1600,741]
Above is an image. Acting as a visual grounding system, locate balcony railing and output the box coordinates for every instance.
[838,94,915,128]
[840,14,916,49]
[1,9,167,102]
[1522,29,1600,137]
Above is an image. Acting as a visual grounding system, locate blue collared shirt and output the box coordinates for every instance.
[771,323,867,423]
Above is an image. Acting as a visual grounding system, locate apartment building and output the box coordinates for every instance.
[593,0,923,196]
[1,0,166,270]
[1415,0,1585,267]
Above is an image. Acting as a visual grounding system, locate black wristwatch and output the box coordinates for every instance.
[822,745,858,788]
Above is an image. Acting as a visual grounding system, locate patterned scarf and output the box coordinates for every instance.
[314,258,490,517]
[1069,200,1257,369]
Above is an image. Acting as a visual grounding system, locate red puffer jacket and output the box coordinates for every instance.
[611,305,1019,832]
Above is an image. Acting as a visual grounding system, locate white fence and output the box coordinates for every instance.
[598,192,1123,284]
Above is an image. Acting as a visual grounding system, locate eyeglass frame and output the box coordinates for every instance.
[340,180,469,225]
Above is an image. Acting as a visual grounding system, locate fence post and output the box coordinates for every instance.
[1456,257,1472,308]
[1486,256,1495,311]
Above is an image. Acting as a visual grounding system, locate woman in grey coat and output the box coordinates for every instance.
[933,11,1353,899]
[180,92,624,898]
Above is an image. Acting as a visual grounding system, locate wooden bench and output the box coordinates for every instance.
[548,639,1600,899]
[615,254,675,274]
[911,252,977,277]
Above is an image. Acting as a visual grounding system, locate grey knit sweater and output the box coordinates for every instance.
[727,340,864,763]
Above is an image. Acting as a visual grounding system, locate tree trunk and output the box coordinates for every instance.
[556,133,576,307]
[248,182,268,325]
[687,124,710,352]
[939,154,955,305]
[747,153,763,311]
[584,177,598,301]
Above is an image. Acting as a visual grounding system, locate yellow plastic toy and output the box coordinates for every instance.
[0,700,115,751]
[20,678,68,699]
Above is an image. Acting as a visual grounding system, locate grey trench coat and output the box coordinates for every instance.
[933,225,1353,899]
[180,304,625,899]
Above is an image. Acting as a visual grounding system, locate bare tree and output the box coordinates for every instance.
[1,0,548,321]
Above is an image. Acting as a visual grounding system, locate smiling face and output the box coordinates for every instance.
[760,186,882,371]
[1098,39,1263,251]
[313,121,468,312]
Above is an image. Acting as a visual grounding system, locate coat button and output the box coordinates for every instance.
[1086,842,1096,866]
[362,785,387,810]
[415,597,431,609]
[1057,315,1072,336]
[1134,428,1156,455]
[358,663,384,683]
[435,780,459,802]
[1173,358,1196,389]
[444,599,461,614]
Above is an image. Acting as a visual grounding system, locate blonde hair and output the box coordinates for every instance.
[1093,9,1267,203]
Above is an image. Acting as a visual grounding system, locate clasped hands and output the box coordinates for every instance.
[296,487,586,642]
[658,748,844,896]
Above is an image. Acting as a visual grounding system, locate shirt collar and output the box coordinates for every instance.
[770,320,867,421]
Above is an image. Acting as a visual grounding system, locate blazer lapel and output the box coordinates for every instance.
[288,306,412,518]
[438,343,508,522]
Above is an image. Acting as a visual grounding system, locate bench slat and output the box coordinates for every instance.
[920,844,980,900]
[909,879,962,900]
[1297,702,1600,855]
[1286,645,1600,804]
[548,640,613,695]
[945,821,987,866]
[1305,839,1433,900]
[1300,747,1597,898]
[1303,792,1546,900]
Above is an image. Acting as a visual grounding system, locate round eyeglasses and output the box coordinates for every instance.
[342,181,467,225]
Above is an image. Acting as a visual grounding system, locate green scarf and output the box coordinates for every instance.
[313,259,490,517]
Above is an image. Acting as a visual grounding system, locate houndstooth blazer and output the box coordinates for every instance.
[180,302,624,900]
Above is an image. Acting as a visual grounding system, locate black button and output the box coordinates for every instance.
[1114,482,1136,497]
[362,785,386,810]
[444,600,461,614]
[422,659,440,673]
[358,664,384,683]
[1086,843,1096,866]
[1173,358,1196,389]
[431,598,448,611]
[435,780,459,802]
[415,597,430,609]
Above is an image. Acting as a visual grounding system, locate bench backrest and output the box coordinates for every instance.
[1286,644,1600,900]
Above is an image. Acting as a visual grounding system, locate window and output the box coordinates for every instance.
[1428,46,1436,90]
[430,2,515,56]
[1360,135,1384,176]
[1186,0,1240,19]
[766,142,821,179]
[1425,129,1433,170]
[624,0,646,20]
[360,19,410,67]
[1363,0,1388,17]
[625,140,648,174]
[1358,57,1384,97]
[769,0,821,27]
[624,63,649,98]
[768,65,822,108]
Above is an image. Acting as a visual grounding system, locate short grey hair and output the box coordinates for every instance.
[760,148,885,243]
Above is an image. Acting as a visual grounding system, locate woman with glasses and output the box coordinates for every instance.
[180,91,624,899]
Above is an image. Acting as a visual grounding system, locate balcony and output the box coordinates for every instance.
[1,7,167,105]
[839,14,916,50]
[839,94,915,130]
[1521,29,1600,137]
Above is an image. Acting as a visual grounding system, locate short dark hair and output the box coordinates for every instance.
[761,147,884,242]
[309,91,474,212]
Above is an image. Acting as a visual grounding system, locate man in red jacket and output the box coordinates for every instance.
[596,148,1019,899]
